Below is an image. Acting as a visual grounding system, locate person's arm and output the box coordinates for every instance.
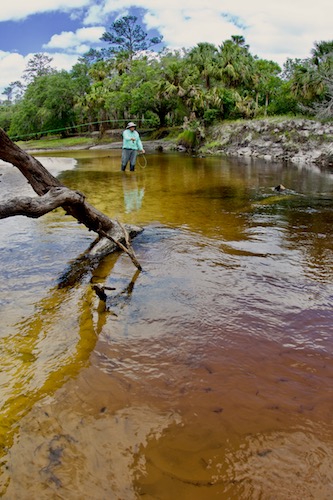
[136,133,145,153]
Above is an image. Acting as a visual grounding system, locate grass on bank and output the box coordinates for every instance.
[15,135,104,150]
[15,127,178,151]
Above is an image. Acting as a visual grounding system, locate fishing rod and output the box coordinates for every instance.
[137,152,147,169]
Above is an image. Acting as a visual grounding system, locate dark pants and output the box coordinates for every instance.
[121,148,137,171]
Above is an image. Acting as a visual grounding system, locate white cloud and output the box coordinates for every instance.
[145,9,238,49]
[0,1,91,22]
[1,0,332,64]
[0,52,26,91]
[50,52,82,70]
[92,0,333,65]
[83,4,106,25]
[43,27,105,52]
[0,50,80,95]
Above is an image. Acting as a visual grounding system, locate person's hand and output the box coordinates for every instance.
[141,149,145,153]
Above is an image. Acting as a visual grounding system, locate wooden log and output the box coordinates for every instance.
[0,187,84,219]
[0,128,143,267]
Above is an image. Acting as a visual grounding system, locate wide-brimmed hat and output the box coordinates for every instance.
[126,121,137,128]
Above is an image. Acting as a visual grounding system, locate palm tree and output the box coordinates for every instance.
[310,40,333,117]
[289,56,328,104]
[311,40,333,67]
[289,40,333,108]
[230,35,249,48]
[217,37,254,89]
[187,42,218,89]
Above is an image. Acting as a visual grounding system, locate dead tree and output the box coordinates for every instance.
[0,128,143,270]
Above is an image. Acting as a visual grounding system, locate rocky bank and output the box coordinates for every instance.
[203,118,333,167]
[24,118,333,168]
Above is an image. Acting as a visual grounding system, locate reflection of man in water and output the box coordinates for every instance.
[122,174,145,213]
[121,122,145,172]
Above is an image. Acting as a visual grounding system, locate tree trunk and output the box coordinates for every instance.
[0,128,143,267]
[264,93,269,116]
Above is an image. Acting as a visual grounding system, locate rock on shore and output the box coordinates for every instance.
[206,118,333,167]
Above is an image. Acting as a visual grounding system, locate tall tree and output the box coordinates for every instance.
[288,40,333,112]
[9,71,78,138]
[252,59,282,115]
[217,37,254,89]
[187,43,218,89]
[310,40,333,118]
[2,81,24,103]
[230,35,249,48]
[23,53,54,83]
[100,15,163,64]
[78,48,105,66]
[311,40,333,66]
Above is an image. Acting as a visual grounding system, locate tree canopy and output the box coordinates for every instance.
[1,16,332,139]
[100,15,163,62]
[23,53,55,83]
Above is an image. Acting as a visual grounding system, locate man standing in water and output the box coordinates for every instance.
[121,122,145,172]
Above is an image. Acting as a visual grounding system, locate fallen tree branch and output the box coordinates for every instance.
[0,128,143,269]
[0,187,85,219]
[98,222,142,271]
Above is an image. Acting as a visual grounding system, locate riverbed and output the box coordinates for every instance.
[1,150,333,499]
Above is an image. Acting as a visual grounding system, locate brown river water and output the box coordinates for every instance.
[0,149,333,499]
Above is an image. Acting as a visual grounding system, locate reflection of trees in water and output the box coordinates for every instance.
[0,250,139,492]
[0,284,98,491]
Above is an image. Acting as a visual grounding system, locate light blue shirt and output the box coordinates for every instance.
[122,129,143,150]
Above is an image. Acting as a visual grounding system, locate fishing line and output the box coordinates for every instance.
[137,153,147,169]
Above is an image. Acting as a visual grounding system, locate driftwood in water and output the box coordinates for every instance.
[0,128,143,269]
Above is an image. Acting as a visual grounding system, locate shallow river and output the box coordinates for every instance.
[0,149,333,499]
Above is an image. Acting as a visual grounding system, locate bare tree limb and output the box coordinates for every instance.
[0,187,85,219]
[98,223,142,271]
[0,129,62,196]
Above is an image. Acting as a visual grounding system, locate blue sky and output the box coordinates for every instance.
[0,12,79,54]
[0,0,332,94]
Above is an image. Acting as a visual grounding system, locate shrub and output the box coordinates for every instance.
[177,129,197,150]
[203,109,220,125]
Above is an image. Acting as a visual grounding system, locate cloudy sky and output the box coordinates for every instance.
[0,0,332,94]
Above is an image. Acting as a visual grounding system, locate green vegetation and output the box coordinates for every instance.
[15,136,98,150]
[177,129,198,150]
[1,16,332,151]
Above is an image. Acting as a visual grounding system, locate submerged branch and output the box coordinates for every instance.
[98,222,142,271]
